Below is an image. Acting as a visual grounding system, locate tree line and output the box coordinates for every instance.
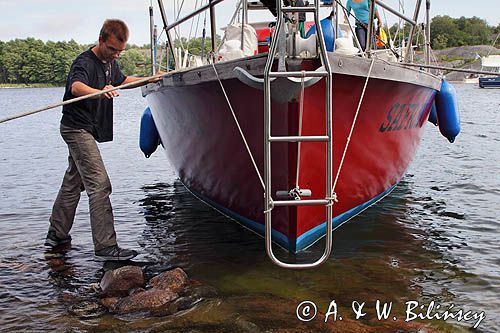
[0,38,154,85]
[389,15,500,50]
[1,16,498,85]
[0,36,219,85]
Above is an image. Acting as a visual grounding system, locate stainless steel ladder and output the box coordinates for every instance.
[263,0,334,269]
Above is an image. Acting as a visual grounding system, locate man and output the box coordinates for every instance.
[45,19,157,261]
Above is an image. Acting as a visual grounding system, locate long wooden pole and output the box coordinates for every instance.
[402,62,498,75]
[0,73,164,124]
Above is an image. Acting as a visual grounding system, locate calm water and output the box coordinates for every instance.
[0,84,498,332]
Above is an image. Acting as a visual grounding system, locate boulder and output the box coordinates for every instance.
[112,288,178,314]
[100,265,144,297]
[148,267,188,293]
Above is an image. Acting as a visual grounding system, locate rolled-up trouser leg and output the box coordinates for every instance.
[60,124,117,251]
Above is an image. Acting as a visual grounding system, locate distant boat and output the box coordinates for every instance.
[463,75,479,84]
[141,0,460,267]
[479,54,500,88]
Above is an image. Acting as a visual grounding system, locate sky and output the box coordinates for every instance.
[0,0,498,46]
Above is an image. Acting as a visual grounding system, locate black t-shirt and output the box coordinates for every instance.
[61,49,126,142]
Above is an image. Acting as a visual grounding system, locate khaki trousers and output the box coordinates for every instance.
[49,124,117,251]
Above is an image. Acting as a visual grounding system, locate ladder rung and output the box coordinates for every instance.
[269,71,329,78]
[269,135,329,142]
[273,199,329,207]
[281,7,316,13]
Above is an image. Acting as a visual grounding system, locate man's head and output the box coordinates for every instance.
[98,19,129,62]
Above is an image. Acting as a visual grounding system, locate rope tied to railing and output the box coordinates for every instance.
[332,58,375,194]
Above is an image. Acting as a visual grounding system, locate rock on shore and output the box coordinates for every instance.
[98,266,215,316]
[431,45,500,82]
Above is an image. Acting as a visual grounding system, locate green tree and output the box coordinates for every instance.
[432,34,448,49]
[118,48,150,76]
[430,15,495,49]
[0,41,5,83]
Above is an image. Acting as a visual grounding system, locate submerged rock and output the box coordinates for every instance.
[96,266,213,317]
[148,267,188,293]
[112,288,178,314]
[68,301,107,319]
[100,265,144,297]
[101,297,119,309]
[188,285,218,299]
[234,316,261,333]
[151,294,204,316]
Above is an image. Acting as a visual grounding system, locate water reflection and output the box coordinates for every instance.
[133,179,473,331]
[138,182,266,275]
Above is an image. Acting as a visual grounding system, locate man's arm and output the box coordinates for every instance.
[120,75,162,89]
[71,81,119,99]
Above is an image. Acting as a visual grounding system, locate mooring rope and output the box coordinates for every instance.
[0,73,164,124]
[332,58,375,194]
[211,62,265,190]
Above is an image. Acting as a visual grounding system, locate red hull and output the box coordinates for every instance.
[144,55,438,252]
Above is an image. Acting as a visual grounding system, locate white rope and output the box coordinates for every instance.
[211,63,265,190]
[186,0,200,48]
[332,58,375,193]
[173,0,186,53]
[487,33,500,57]
[175,0,186,21]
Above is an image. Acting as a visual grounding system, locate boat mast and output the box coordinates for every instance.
[366,0,375,57]
[209,0,217,61]
[149,3,156,75]
[241,0,247,51]
[425,0,431,66]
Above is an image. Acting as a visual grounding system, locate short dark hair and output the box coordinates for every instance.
[100,19,129,42]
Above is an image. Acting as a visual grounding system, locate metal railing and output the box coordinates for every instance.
[366,0,428,63]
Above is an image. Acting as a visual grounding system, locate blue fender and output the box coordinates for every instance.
[435,79,460,143]
[428,101,438,126]
[306,16,335,52]
[139,107,160,158]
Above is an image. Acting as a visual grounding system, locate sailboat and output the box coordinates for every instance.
[479,54,500,88]
[140,0,460,268]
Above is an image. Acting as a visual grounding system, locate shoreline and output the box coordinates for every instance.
[0,83,63,89]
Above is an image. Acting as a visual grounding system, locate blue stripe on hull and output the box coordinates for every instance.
[295,183,398,251]
[183,182,399,253]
